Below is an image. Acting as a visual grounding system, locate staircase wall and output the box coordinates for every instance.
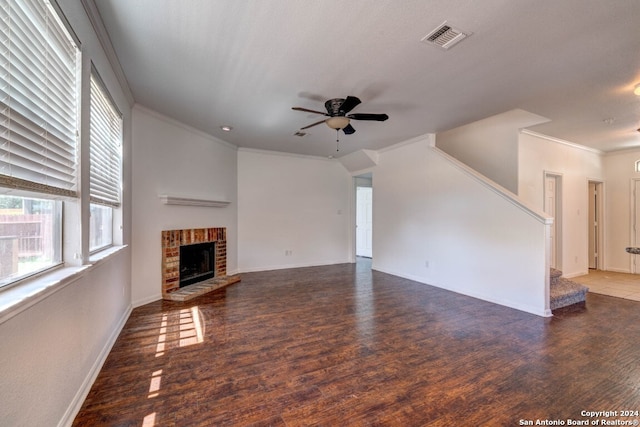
[436,109,549,194]
[373,135,552,317]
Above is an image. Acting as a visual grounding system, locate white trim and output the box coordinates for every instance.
[0,246,128,325]
[132,293,162,309]
[544,172,563,271]
[602,146,640,156]
[562,270,590,279]
[57,304,132,427]
[630,178,640,273]
[372,266,552,317]
[88,244,128,264]
[586,179,605,271]
[238,259,350,274]
[158,195,230,207]
[238,146,337,161]
[520,129,604,155]
[134,104,238,151]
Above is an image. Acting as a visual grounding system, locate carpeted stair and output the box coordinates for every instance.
[550,268,588,310]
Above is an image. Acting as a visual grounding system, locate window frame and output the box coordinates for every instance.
[0,194,64,289]
[88,68,123,254]
[0,0,81,290]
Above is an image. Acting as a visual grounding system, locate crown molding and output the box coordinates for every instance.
[520,129,604,155]
[237,147,337,161]
[80,0,135,106]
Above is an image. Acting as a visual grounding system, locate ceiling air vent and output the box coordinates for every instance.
[421,21,471,50]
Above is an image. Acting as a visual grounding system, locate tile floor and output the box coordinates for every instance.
[572,270,640,302]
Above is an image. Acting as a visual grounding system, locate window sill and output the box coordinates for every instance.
[0,245,128,325]
[89,244,128,265]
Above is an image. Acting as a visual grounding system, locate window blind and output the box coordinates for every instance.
[0,0,80,197]
[89,72,122,207]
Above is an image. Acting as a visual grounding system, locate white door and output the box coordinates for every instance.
[633,180,640,273]
[544,175,558,269]
[588,182,598,269]
[356,187,373,258]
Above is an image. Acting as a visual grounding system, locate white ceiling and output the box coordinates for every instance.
[92,0,640,157]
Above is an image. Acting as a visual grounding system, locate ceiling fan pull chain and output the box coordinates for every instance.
[336,130,340,151]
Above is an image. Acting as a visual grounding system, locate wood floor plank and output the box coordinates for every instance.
[73,261,640,426]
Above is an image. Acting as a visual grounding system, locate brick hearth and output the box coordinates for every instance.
[161,227,239,301]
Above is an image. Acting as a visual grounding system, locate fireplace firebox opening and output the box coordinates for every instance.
[179,242,216,288]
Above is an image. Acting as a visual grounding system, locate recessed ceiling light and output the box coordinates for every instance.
[634,83,640,96]
[220,125,233,132]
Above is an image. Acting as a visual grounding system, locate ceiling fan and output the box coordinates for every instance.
[292,96,389,135]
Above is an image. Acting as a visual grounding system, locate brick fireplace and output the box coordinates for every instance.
[161,227,239,301]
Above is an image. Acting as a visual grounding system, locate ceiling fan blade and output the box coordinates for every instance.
[347,113,389,121]
[342,124,356,135]
[300,119,327,130]
[340,96,361,114]
[292,107,329,116]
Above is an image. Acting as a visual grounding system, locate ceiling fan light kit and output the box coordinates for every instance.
[326,116,350,130]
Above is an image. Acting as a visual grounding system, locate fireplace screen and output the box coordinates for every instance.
[179,242,216,287]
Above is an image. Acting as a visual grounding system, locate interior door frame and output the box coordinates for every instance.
[631,178,640,273]
[543,172,562,271]
[587,179,605,271]
[355,186,373,258]
[352,172,374,263]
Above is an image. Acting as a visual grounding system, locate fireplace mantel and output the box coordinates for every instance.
[158,195,230,207]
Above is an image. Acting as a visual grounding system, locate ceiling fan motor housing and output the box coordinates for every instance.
[325,98,347,116]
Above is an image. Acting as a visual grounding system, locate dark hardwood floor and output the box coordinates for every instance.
[73,260,640,426]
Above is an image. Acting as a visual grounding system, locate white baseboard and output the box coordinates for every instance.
[562,270,589,279]
[238,259,350,274]
[372,266,551,318]
[603,267,633,274]
[132,293,162,308]
[58,304,132,427]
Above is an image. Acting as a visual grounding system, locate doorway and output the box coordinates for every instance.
[588,181,604,270]
[356,186,373,258]
[632,179,640,273]
[544,173,562,270]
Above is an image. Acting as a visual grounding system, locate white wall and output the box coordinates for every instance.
[0,0,133,425]
[238,149,352,272]
[436,109,549,194]
[131,106,238,306]
[518,131,603,277]
[0,251,131,426]
[373,136,551,316]
[602,149,640,273]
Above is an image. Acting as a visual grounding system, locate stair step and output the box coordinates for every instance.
[550,277,588,310]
